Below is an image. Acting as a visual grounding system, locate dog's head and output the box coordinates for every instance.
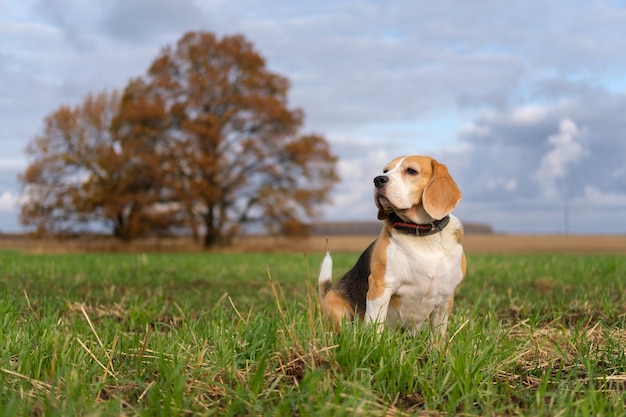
[374,155,461,223]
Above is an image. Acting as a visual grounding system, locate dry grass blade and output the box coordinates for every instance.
[448,318,469,344]
[79,304,117,378]
[267,265,286,323]
[137,324,152,369]
[97,333,119,400]
[283,344,339,368]
[0,367,52,393]
[76,337,116,379]
[23,289,39,320]
[80,305,105,348]
[227,295,243,320]
[137,380,156,402]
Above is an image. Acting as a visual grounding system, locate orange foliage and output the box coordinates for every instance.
[19,31,338,246]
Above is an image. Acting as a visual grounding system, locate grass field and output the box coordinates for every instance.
[1,248,625,416]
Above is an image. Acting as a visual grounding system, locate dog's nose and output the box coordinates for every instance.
[373,175,389,188]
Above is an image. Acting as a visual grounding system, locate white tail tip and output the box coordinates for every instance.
[318,251,333,283]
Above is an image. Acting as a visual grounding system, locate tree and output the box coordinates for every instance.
[140,31,338,247]
[20,91,118,236]
[95,79,183,239]
[19,88,179,239]
[20,31,338,246]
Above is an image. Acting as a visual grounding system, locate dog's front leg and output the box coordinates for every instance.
[365,274,393,332]
[429,294,455,343]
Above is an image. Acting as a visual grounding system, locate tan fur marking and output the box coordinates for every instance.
[447,293,455,316]
[389,294,401,309]
[321,289,355,324]
[454,226,464,243]
[448,252,466,317]
[366,232,389,301]
[318,280,332,300]
[461,252,467,276]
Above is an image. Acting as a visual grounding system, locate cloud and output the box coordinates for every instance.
[321,138,391,221]
[99,0,209,43]
[454,88,626,232]
[486,177,518,192]
[510,106,551,125]
[0,191,18,212]
[533,118,585,198]
[582,186,626,207]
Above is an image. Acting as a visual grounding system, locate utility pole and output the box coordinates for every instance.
[563,199,569,235]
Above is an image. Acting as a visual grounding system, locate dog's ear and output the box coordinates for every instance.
[422,159,461,220]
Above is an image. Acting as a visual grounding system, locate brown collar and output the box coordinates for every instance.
[389,213,451,236]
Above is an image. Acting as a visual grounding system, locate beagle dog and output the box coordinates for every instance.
[318,155,466,339]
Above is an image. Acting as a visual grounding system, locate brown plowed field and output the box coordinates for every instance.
[234,234,626,254]
[2,234,625,254]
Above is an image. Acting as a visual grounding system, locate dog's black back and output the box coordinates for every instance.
[332,240,376,319]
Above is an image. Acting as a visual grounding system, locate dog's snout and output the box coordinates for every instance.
[373,175,389,189]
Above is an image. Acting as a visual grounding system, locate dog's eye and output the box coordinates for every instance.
[383,168,389,174]
[406,167,418,175]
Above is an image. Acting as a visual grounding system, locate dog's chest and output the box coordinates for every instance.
[384,234,463,323]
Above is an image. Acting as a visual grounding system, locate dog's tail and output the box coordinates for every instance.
[318,251,333,300]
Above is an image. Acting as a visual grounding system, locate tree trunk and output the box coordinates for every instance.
[203,208,219,248]
[203,228,219,248]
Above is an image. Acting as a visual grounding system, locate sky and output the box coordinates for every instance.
[2,0,626,234]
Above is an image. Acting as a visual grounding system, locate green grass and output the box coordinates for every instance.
[0,250,625,416]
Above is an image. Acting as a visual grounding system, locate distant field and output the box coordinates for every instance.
[1,249,625,415]
[235,234,626,254]
[1,233,626,254]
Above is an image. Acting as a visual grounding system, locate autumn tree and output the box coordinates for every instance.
[140,31,338,247]
[19,88,179,239]
[20,31,338,246]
